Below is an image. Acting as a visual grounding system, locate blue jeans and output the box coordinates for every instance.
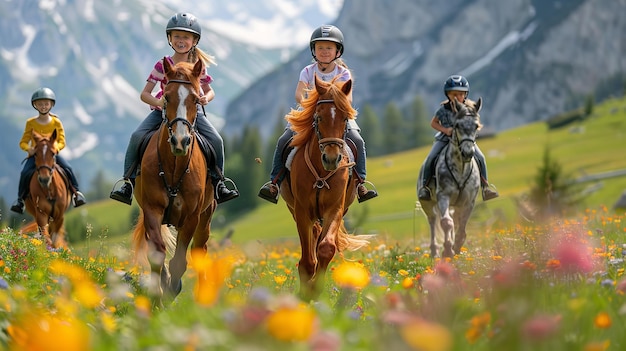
[123,107,225,181]
[268,126,368,184]
[420,140,489,187]
[17,155,80,199]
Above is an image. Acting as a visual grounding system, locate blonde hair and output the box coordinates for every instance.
[188,46,217,67]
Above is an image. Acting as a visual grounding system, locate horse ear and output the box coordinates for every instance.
[341,79,352,96]
[475,97,482,112]
[192,59,204,78]
[32,130,42,142]
[51,129,57,140]
[163,57,173,74]
[314,74,328,95]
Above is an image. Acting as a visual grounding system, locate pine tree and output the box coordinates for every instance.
[358,104,383,156]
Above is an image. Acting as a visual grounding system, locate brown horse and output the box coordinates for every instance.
[131,58,216,307]
[24,130,72,248]
[281,75,370,300]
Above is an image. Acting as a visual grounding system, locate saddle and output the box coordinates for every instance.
[283,137,358,177]
[131,127,218,179]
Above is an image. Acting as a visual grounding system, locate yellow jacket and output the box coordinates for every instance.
[19,114,66,152]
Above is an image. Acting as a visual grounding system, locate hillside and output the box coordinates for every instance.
[44,96,626,249]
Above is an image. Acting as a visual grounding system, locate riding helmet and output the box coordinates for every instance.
[31,87,56,108]
[309,25,344,58]
[444,75,470,96]
[166,13,201,39]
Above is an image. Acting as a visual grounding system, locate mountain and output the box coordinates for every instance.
[0,0,337,203]
[223,0,626,139]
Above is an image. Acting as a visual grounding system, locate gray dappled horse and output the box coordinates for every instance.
[418,98,482,258]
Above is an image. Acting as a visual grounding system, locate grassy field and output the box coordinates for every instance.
[0,98,625,350]
[61,96,626,250]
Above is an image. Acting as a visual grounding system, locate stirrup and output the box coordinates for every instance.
[482,183,499,201]
[258,181,279,204]
[357,180,378,203]
[110,178,134,205]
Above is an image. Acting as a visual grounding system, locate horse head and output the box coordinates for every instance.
[312,75,355,171]
[451,97,483,162]
[33,129,58,189]
[162,58,203,156]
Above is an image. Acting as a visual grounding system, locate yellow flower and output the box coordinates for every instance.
[190,249,234,307]
[100,311,117,333]
[594,312,612,329]
[135,295,151,318]
[274,275,288,286]
[398,269,410,277]
[8,313,90,351]
[266,304,317,342]
[332,261,369,289]
[74,281,104,309]
[401,319,452,351]
[401,277,414,289]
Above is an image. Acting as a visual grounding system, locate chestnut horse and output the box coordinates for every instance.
[131,58,216,306]
[24,130,72,248]
[281,75,370,300]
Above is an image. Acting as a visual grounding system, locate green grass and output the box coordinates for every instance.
[65,96,626,250]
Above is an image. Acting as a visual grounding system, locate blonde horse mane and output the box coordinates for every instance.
[287,77,357,148]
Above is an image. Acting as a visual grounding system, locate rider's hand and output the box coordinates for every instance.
[445,127,453,136]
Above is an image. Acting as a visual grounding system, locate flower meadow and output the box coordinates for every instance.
[0,207,625,350]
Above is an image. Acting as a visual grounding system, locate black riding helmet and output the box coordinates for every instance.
[31,87,56,109]
[309,25,344,60]
[166,13,201,39]
[444,75,469,98]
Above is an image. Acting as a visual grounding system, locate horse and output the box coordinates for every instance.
[418,98,483,258]
[131,58,216,307]
[280,75,370,300]
[24,130,72,249]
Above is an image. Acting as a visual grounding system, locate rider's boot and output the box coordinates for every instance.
[110,181,133,205]
[73,191,87,207]
[216,179,239,204]
[482,183,499,201]
[258,181,280,204]
[10,198,25,214]
[357,182,378,203]
[418,186,432,201]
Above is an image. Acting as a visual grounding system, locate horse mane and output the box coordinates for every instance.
[166,60,202,94]
[464,99,484,130]
[287,77,357,148]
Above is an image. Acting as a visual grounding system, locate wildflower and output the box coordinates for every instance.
[189,249,234,307]
[332,261,369,289]
[401,277,414,289]
[400,319,452,351]
[8,313,90,351]
[616,278,626,294]
[583,340,610,351]
[266,303,317,342]
[274,275,288,286]
[309,330,341,351]
[522,314,561,341]
[594,312,612,329]
[135,295,151,318]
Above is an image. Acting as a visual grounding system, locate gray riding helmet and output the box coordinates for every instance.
[31,87,56,108]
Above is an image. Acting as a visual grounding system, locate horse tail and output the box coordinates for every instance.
[132,210,149,269]
[19,221,39,234]
[131,210,177,270]
[335,219,372,252]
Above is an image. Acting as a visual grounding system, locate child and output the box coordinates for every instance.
[110,12,239,205]
[417,75,499,201]
[10,87,87,214]
[258,25,377,204]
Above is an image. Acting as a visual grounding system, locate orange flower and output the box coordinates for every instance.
[400,319,452,351]
[190,249,234,307]
[266,304,317,342]
[8,313,90,351]
[594,312,612,329]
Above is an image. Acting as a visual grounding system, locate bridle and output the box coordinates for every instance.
[35,141,57,180]
[313,99,348,153]
[161,78,200,139]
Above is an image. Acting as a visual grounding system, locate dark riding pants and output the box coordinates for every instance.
[123,107,226,181]
[268,125,369,185]
[17,155,80,199]
[420,140,489,187]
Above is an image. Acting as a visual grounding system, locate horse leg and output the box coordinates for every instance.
[453,207,472,254]
[143,212,168,306]
[312,217,339,298]
[428,215,439,258]
[35,213,52,247]
[169,218,201,297]
[438,198,455,258]
[296,218,317,300]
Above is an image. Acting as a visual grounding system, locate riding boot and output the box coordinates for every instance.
[418,187,432,201]
[357,182,378,203]
[215,179,239,204]
[73,191,87,207]
[110,179,134,205]
[482,183,499,201]
[10,198,25,214]
[258,181,280,204]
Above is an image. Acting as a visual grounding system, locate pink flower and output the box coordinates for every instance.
[522,314,561,341]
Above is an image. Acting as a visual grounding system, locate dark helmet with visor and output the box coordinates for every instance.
[31,87,56,108]
[309,25,344,58]
[444,75,470,97]
[166,13,201,39]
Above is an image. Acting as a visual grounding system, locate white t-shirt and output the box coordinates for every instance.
[298,62,359,131]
